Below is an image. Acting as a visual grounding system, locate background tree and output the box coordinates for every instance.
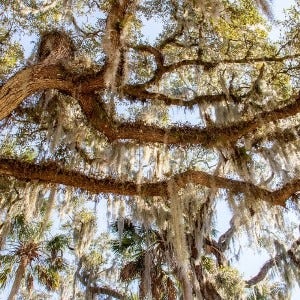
[0,214,68,300]
[111,218,177,299]
[0,0,300,298]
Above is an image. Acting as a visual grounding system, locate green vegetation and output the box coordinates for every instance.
[0,0,299,299]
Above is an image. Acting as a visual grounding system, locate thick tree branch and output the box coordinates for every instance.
[1,63,300,148]
[249,124,300,148]
[123,85,227,107]
[0,64,74,120]
[246,237,300,286]
[132,52,300,88]
[101,0,138,88]
[77,272,125,299]
[204,237,227,266]
[88,286,125,299]
[217,217,236,252]
[77,94,300,146]
[130,44,164,69]
[165,54,300,71]
[0,158,298,206]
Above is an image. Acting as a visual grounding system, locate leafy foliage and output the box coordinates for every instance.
[0,0,299,299]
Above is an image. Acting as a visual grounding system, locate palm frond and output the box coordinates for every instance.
[110,218,138,235]
[46,234,69,253]
[0,266,13,289]
[35,265,60,291]
[111,236,143,255]
[0,254,16,265]
[120,256,144,282]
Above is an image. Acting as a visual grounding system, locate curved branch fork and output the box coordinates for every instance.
[1,61,300,148]
[0,64,74,120]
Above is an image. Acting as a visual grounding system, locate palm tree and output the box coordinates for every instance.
[0,214,68,300]
[111,218,177,300]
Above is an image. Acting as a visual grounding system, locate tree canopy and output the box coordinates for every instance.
[0,0,300,299]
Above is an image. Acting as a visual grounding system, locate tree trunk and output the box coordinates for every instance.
[8,256,28,300]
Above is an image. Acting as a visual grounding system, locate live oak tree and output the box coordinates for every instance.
[0,0,300,299]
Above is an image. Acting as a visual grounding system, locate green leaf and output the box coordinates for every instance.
[0,266,13,289]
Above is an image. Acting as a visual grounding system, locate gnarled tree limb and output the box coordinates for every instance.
[0,158,298,206]
[246,237,300,286]
[1,61,300,148]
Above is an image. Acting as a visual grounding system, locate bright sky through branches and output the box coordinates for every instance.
[236,1,300,298]
[142,0,299,298]
[1,0,300,298]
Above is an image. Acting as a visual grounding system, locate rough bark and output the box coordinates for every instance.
[1,57,300,147]
[0,157,298,206]
[246,237,300,286]
[0,64,74,120]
